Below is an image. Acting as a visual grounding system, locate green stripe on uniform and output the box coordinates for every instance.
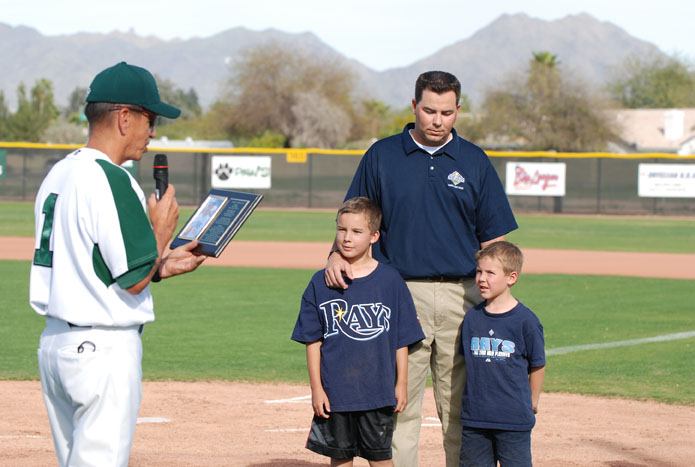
[95,159,158,282]
[92,243,115,287]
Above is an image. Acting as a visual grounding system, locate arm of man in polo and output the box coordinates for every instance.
[481,236,506,249]
[325,240,353,289]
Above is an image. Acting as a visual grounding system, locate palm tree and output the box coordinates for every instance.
[531,51,560,68]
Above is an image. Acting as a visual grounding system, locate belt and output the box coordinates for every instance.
[428,276,463,282]
[67,322,91,329]
[67,321,144,335]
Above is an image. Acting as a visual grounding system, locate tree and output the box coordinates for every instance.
[154,102,226,141]
[154,76,202,122]
[5,79,59,142]
[531,51,560,68]
[65,86,88,119]
[0,92,9,139]
[222,43,355,148]
[41,120,87,144]
[528,51,561,100]
[349,100,412,144]
[459,92,473,113]
[290,92,351,148]
[476,51,616,151]
[607,54,695,108]
[349,90,474,147]
[351,99,391,142]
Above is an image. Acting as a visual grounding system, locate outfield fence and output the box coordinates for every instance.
[1,143,694,215]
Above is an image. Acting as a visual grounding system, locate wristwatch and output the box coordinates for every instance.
[151,268,162,283]
[328,248,340,260]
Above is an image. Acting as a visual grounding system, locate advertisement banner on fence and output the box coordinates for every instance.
[211,156,271,189]
[0,150,6,180]
[505,162,566,196]
[638,163,695,198]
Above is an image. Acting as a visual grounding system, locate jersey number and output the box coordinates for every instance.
[33,193,58,267]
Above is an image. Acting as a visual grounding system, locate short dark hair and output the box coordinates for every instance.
[414,71,461,104]
[84,102,114,127]
[85,102,150,131]
[337,197,382,234]
[475,241,524,275]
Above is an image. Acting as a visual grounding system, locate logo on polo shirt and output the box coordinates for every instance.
[447,171,465,191]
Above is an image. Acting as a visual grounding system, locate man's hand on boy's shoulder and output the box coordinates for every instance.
[325,251,353,289]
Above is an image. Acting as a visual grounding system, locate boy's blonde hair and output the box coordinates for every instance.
[475,241,524,275]
[337,197,382,234]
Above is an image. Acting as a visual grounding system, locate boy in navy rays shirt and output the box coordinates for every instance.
[292,197,424,466]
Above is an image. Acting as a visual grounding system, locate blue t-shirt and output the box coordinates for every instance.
[459,301,545,431]
[291,262,425,412]
[345,124,518,279]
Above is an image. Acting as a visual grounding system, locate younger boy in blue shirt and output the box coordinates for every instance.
[292,197,425,466]
[458,241,546,467]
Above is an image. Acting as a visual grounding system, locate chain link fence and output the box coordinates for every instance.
[1,144,694,215]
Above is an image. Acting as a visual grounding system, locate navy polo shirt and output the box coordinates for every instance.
[345,123,517,279]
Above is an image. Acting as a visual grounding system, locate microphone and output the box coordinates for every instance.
[153,154,168,200]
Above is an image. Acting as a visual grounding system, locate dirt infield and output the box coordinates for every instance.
[2,239,695,465]
[6,237,695,278]
[2,380,694,467]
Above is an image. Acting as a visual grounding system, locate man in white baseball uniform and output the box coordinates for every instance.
[30,62,206,467]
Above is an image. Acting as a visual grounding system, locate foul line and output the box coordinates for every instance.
[547,331,695,356]
[265,395,311,404]
[136,417,171,424]
[265,428,310,433]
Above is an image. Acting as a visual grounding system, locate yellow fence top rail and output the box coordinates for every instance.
[1,142,694,159]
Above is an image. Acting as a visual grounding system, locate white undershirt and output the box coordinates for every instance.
[409,130,453,154]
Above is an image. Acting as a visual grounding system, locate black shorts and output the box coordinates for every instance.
[306,406,394,461]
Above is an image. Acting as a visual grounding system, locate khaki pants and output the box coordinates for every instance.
[392,278,481,467]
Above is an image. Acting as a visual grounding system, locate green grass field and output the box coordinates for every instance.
[2,204,694,405]
[3,201,695,252]
[2,259,694,405]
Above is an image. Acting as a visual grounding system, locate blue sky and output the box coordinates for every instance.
[2,0,693,70]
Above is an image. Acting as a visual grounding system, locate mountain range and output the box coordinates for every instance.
[0,13,664,111]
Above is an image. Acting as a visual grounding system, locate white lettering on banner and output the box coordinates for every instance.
[211,156,271,189]
[505,162,566,197]
[638,163,695,198]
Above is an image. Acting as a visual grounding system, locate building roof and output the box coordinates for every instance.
[150,136,234,148]
[610,108,695,154]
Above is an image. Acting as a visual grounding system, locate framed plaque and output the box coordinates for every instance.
[170,189,263,257]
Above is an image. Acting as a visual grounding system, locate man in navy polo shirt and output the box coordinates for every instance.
[325,70,517,467]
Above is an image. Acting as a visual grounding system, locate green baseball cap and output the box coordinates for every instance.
[86,61,181,119]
